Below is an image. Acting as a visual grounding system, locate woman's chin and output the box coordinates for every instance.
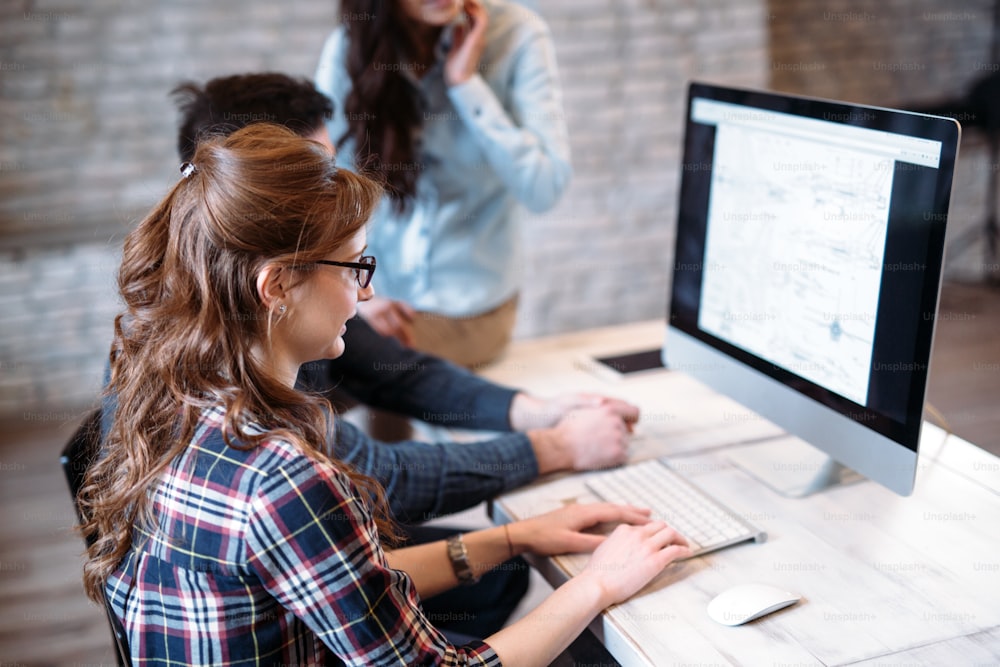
[418,0,461,26]
[327,338,346,360]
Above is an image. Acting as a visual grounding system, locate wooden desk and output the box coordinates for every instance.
[483,321,1000,666]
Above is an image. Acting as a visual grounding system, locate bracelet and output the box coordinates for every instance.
[446,534,479,586]
[503,523,514,560]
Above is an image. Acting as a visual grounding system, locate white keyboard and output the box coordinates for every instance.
[585,458,766,558]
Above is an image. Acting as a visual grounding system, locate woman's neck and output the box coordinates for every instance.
[250,343,299,390]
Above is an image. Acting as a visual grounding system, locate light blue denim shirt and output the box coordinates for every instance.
[315,0,571,317]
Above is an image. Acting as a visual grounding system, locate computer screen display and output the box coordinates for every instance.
[666,82,960,496]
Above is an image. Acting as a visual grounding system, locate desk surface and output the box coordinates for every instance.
[483,321,1000,667]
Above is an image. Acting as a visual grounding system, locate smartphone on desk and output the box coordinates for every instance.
[576,348,667,382]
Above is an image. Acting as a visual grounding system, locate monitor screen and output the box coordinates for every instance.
[666,81,960,496]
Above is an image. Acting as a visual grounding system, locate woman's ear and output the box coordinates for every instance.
[256,263,287,311]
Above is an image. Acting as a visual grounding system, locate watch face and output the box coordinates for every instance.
[446,534,477,584]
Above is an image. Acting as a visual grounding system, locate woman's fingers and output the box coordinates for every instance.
[578,502,653,527]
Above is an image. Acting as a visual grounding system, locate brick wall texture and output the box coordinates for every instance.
[0,0,995,418]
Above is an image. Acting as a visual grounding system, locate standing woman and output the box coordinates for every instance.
[78,124,687,666]
[316,0,571,367]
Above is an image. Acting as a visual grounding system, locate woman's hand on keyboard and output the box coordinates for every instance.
[509,502,656,557]
[578,520,691,607]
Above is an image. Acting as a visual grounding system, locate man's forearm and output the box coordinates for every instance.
[307,317,519,431]
[333,419,538,522]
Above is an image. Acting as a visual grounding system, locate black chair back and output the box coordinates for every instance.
[60,409,132,667]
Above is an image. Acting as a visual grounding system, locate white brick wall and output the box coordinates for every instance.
[0,0,994,417]
[0,243,120,419]
[515,0,769,337]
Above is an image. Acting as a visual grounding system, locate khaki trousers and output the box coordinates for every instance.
[410,295,519,370]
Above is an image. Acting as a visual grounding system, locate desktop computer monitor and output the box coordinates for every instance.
[665,81,961,497]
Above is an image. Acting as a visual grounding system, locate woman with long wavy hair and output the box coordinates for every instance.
[78,124,688,666]
[315,0,571,368]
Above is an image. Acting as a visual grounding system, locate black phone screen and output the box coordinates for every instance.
[592,348,666,375]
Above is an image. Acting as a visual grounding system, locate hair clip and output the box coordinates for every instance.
[180,162,198,178]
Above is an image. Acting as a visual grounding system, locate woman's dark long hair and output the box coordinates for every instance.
[78,124,396,602]
[339,0,432,213]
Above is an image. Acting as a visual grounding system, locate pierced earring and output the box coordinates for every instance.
[278,304,287,314]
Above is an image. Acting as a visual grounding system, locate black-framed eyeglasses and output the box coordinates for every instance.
[312,255,377,288]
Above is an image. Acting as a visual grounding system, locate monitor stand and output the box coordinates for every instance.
[726,435,864,498]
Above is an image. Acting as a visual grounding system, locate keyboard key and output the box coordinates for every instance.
[585,458,766,558]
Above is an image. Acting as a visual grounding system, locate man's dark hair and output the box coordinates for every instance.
[172,72,334,161]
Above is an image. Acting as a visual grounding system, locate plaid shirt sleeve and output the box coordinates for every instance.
[245,451,502,666]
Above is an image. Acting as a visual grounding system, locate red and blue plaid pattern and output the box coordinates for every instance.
[105,405,501,666]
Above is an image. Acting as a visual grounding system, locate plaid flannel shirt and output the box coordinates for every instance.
[105,405,502,666]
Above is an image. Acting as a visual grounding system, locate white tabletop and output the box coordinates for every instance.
[483,321,1000,667]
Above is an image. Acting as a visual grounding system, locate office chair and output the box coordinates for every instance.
[60,408,133,667]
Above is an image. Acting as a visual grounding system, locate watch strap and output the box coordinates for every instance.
[446,534,479,586]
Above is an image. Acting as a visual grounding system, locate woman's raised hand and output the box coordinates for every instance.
[445,0,489,86]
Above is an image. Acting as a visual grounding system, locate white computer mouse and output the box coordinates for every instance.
[707,583,801,626]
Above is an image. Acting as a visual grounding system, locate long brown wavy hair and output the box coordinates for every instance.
[79,124,395,602]
[338,0,432,212]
